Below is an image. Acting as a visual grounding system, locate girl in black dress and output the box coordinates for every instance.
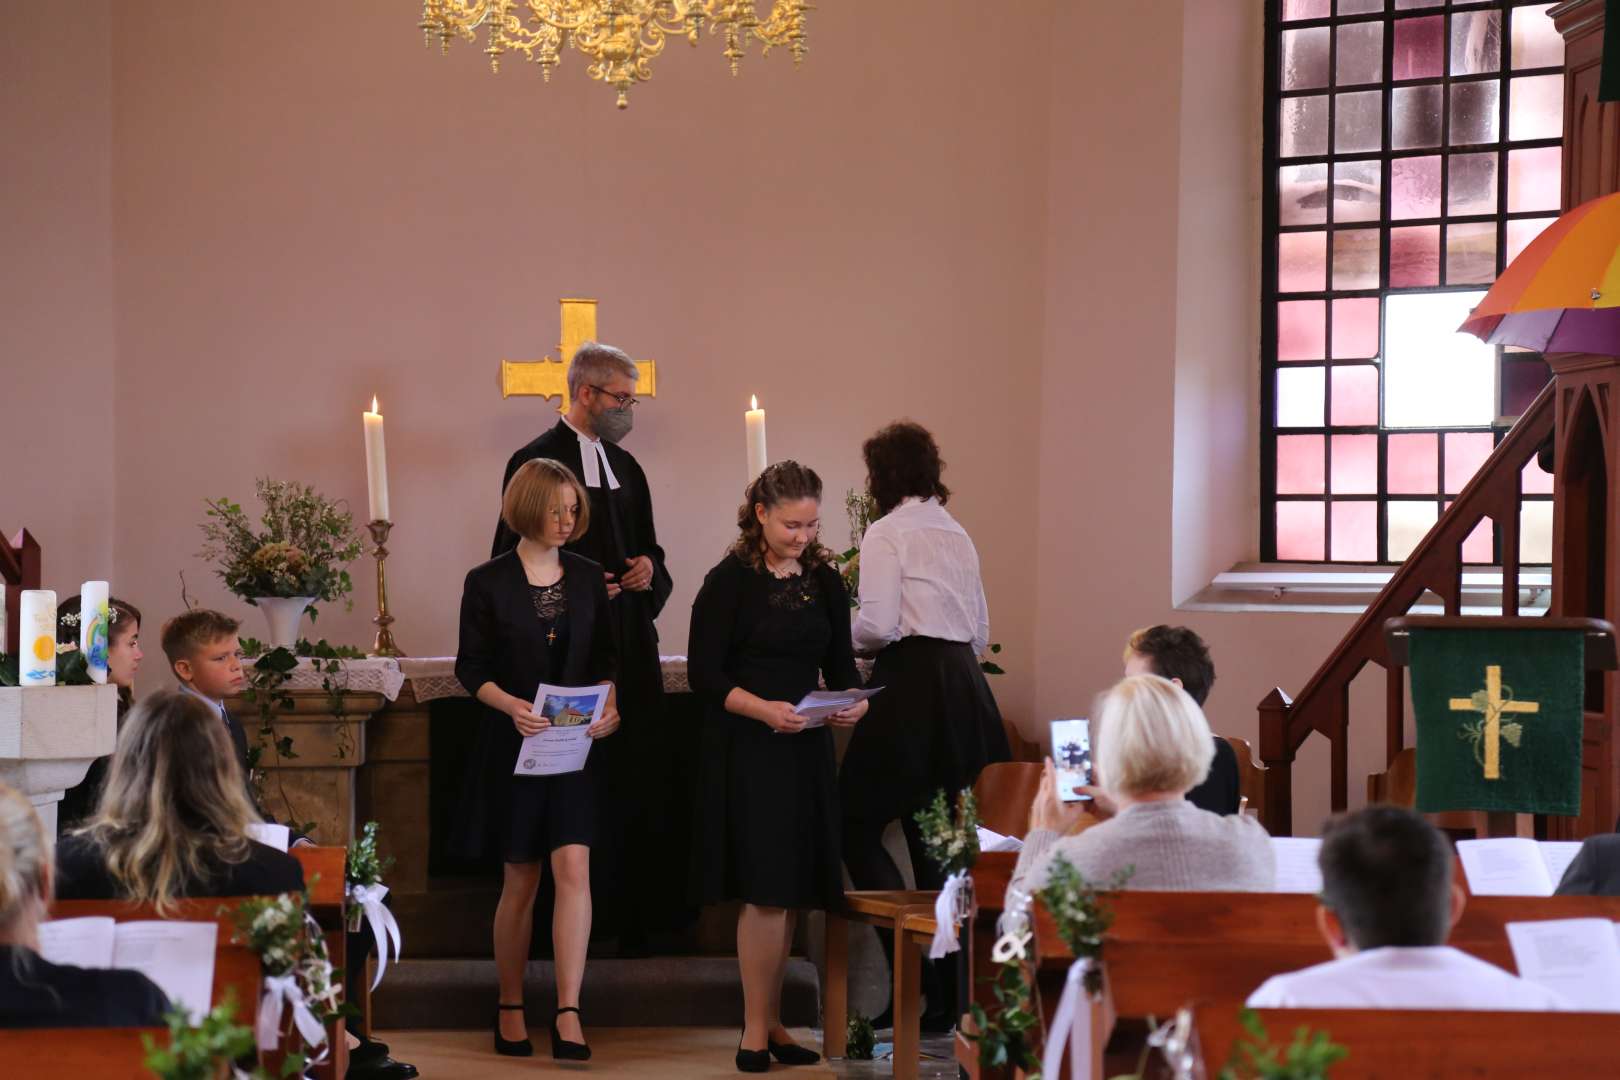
[455,458,619,1061]
[689,461,868,1072]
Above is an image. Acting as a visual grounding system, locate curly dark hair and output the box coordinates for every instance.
[730,460,832,572]
[863,421,951,517]
[1125,625,1215,706]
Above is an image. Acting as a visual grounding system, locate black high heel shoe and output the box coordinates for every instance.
[494,1003,532,1057]
[551,1005,592,1061]
[735,1036,770,1073]
[767,1037,821,1066]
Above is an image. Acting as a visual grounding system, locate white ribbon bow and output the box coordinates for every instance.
[346,881,403,990]
[258,971,328,1052]
[929,869,971,959]
[1041,958,1095,1080]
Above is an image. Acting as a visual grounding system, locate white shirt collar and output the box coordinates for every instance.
[561,416,620,490]
[178,682,227,722]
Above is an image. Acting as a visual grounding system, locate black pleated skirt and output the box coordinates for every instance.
[838,636,1011,826]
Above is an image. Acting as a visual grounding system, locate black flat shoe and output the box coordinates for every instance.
[345,1054,418,1080]
[736,1042,770,1073]
[349,1036,390,1063]
[494,1002,533,1057]
[768,1038,821,1066]
[551,1005,592,1061]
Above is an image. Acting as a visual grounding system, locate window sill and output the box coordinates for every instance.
[1180,563,1553,615]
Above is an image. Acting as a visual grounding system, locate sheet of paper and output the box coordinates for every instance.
[1269,836,1324,894]
[1457,838,1555,896]
[793,687,883,727]
[37,916,117,969]
[976,826,1023,853]
[246,822,290,852]
[1505,918,1620,1012]
[114,920,217,1023]
[1539,840,1584,890]
[515,683,607,777]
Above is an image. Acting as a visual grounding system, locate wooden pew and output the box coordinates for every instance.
[1191,1004,1620,1078]
[292,844,350,1080]
[824,888,937,1071]
[956,851,1017,1078]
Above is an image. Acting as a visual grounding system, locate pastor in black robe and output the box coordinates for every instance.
[492,419,675,943]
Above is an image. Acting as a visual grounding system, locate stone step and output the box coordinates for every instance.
[370,956,821,1030]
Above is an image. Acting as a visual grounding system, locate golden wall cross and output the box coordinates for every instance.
[500,297,658,413]
[1449,664,1540,780]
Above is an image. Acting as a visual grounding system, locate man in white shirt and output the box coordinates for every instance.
[1248,805,1570,1011]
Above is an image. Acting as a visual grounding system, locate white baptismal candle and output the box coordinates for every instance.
[80,580,109,684]
[0,583,7,657]
[19,589,57,687]
[363,395,390,522]
[745,395,767,481]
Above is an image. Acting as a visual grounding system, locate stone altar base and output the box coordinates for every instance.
[0,684,118,835]
[226,688,385,846]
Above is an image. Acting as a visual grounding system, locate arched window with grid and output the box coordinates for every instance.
[1263,0,1564,564]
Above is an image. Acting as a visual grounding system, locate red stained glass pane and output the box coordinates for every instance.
[1444,431,1495,493]
[1331,434,1378,493]
[1447,152,1498,215]
[1279,231,1328,292]
[1331,501,1379,562]
[1332,297,1380,358]
[1278,301,1327,361]
[1389,225,1440,287]
[1507,146,1561,213]
[1333,228,1381,290]
[1388,431,1439,492]
[1331,365,1381,425]
[1509,74,1564,141]
[1392,84,1443,149]
[1278,435,1327,494]
[1393,15,1444,80]
[1522,457,1555,495]
[1391,155,1442,218]
[1506,216,1556,264]
[1277,501,1326,561]
[1446,222,1497,285]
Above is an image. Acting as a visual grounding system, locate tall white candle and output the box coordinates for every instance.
[19,589,57,687]
[363,395,390,522]
[80,580,109,684]
[746,395,767,481]
[0,583,7,658]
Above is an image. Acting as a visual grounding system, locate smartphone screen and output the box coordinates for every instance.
[1051,718,1093,802]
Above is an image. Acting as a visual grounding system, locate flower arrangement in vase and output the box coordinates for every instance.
[199,479,365,648]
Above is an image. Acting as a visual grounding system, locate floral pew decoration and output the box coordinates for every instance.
[345,821,402,990]
[914,786,981,959]
[229,890,349,1073]
[142,992,260,1080]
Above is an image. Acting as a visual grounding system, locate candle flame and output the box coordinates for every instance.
[371,395,379,414]
[751,395,758,410]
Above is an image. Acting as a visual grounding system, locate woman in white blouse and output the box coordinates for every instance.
[840,421,1010,1029]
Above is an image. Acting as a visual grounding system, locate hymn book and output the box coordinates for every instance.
[246,822,291,851]
[1456,838,1584,896]
[1269,837,1325,894]
[1505,918,1620,1012]
[38,916,216,1021]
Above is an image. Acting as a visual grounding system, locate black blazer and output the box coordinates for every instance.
[1555,833,1620,895]
[53,834,306,900]
[455,548,618,704]
[1186,737,1242,816]
[0,945,170,1028]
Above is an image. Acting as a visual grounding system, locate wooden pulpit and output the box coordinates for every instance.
[0,528,41,658]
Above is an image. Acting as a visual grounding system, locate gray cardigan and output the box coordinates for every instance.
[1011,798,1276,897]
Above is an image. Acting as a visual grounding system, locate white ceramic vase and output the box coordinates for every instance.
[256,596,315,650]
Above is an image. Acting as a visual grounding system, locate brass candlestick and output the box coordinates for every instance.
[367,520,404,657]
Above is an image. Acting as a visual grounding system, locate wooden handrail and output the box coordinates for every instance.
[1257,381,1556,835]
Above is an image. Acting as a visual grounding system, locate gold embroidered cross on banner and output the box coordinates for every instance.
[1449,664,1540,780]
[500,298,659,413]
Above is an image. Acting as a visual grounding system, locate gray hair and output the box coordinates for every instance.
[567,341,638,399]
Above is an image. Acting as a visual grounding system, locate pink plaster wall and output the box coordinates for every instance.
[1,2,116,597]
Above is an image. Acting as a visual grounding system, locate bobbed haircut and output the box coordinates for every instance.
[501,458,591,544]
[1094,674,1215,798]
[1123,625,1216,706]
[863,420,950,517]
[1318,805,1453,949]
[566,341,638,400]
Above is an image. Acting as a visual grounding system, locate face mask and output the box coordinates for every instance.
[596,405,634,444]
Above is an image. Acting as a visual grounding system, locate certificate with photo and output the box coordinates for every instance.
[514,683,608,777]
[1051,718,1093,802]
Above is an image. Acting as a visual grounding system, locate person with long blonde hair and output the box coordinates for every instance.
[54,690,303,907]
[0,782,171,1027]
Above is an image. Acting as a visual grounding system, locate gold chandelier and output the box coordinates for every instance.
[418,0,811,109]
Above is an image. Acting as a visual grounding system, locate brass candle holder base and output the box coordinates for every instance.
[367,520,404,658]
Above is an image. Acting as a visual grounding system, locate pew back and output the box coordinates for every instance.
[0,1028,165,1079]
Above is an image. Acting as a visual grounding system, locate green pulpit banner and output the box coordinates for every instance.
[1409,627,1583,816]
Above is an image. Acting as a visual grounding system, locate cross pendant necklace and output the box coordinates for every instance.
[547,626,558,646]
